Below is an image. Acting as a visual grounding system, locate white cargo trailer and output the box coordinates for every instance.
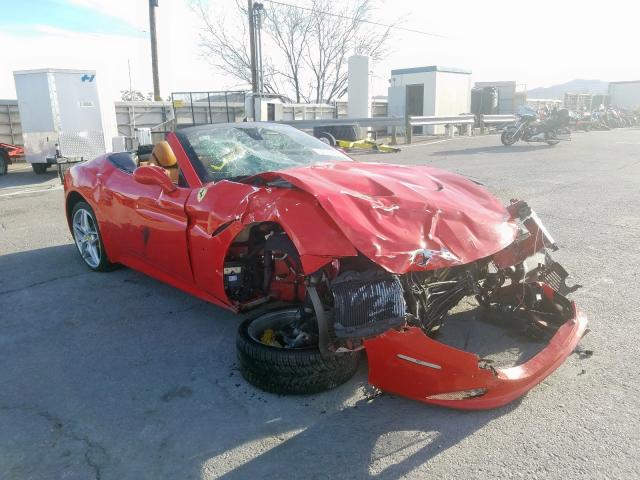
[13,68,106,174]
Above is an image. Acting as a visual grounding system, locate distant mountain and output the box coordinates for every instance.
[527,79,609,99]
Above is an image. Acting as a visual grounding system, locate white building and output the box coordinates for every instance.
[609,81,640,110]
[388,66,472,135]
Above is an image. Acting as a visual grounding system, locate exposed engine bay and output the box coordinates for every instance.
[223,222,307,306]
[223,200,578,356]
[211,187,586,409]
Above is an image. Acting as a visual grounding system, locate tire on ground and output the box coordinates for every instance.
[70,200,115,272]
[32,163,48,174]
[317,132,337,146]
[236,307,360,395]
[501,129,517,146]
[0,149,8,175]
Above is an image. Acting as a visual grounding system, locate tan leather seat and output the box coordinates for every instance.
[150,141,180,183]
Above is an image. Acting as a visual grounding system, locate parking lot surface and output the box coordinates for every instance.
[1,130,639,479]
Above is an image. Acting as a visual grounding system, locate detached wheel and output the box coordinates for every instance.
[71,201,114,272]
[237,306,360,395]
[0,150,8,175]
[317,132,337,147]
[32,163,48,174]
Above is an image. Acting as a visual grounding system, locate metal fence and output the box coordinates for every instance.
[171,91,247,127]
[114,101,173,148]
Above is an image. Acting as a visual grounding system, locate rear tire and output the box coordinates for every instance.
[546,131,560,146]
[237,306,360,395]
[32,163,48,174]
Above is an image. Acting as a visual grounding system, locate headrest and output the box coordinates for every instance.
[151,141,177,168]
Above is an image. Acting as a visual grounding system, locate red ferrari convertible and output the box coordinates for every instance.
[63,123,587,409]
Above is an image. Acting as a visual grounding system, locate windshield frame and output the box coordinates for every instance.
[174,123,352,184]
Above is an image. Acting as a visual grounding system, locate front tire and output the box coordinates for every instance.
[237,306,360,395]
[501,129,518,146]
[71,201,113,272]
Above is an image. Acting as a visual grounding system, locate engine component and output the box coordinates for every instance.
[401,268,475,334]
[331,272,407,339]
[224,261,245,291]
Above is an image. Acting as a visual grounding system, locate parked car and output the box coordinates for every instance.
[63,123,587,410]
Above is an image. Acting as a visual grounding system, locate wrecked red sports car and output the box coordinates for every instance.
[63,123,587,409]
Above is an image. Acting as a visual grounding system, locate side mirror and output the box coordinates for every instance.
[133,165,176,193]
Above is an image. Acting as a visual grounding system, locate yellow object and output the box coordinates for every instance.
[336,139,400,153]
[260,329,281,347]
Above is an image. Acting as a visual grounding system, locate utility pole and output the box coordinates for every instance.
[247,0,258,94]
[254,3,264,96]
[148,0,161,101]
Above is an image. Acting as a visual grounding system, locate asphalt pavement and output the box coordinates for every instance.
[1,130,639,479]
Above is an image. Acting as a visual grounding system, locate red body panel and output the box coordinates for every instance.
[365,293,587,410]
[185,179,357,302]
[254,162,518,273]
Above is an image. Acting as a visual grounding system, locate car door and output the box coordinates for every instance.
[132,184,193,283]
[99,163,194,284]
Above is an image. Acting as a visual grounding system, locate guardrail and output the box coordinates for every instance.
[405,115,475,143]
[279,116,404,129]
[479,114,516,134]
[279,114,478,144]
[481,115,516,123]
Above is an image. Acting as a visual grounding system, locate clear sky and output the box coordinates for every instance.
[1,0,638,101]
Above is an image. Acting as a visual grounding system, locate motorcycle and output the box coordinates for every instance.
[590,110,611,130]
[501,106,571,146]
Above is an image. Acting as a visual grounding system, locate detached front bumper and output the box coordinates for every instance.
[364,285,588,410]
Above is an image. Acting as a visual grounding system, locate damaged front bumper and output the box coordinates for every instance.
[364,284,587,409]
[355,200,588,409]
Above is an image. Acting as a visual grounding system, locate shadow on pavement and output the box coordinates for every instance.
[0,167,58,189]
[0,244,520,479]
[216,396,517,480]
[433,144,557,156]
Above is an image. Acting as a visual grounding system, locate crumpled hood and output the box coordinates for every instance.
[256,161,518,273]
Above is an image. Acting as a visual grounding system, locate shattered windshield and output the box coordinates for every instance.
[179,124,352,182]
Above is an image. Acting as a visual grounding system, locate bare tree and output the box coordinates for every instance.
[261,3,313,102]
[121,90,155,101]
[192,0,282,95]
[192,0,393,103]
[304,0,391,103]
